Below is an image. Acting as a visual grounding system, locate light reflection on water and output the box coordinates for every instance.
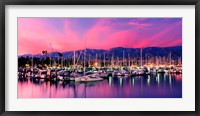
[18,73,182,98]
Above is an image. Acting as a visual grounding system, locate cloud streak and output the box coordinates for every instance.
[18,18,182,55]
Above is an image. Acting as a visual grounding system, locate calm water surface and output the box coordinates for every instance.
[18,73,182,98]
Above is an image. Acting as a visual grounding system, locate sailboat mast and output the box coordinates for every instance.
[128,53,130,67]
[111,53,114,67]
[96,54,97,66]
[117,57,119,67]
[146,54,147,66]
[104,53,105,67]
[169,52,171,66]
[99,54,101,67]
[61,57,63,68]
[84,33,86,76]
[123,50,124,67]
[32,54,33,70]
[73,50,75,71]
[89,54,90,67]
[49,54,52,67]
[113,54,114,67]
[141,48,142,67]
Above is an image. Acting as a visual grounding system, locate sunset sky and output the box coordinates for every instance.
[18,18,182,55]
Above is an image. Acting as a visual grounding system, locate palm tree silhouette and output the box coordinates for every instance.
[42,50,47,67]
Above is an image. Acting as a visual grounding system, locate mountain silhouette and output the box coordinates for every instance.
[19,46,182,59]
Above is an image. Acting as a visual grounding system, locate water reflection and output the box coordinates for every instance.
[18,73,182,98]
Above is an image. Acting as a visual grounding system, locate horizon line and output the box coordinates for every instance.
[18,45,182,56]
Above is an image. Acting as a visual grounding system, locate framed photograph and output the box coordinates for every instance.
[0,0,199,115]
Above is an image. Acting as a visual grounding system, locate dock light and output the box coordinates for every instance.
[95,62,98,66]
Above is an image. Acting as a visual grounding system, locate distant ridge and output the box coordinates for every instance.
[18,46,182,59]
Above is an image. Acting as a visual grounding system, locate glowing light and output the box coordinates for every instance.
[147,75,150,86]
[169,74,172,86]
[164,74,166,81]
[120,77,123,87]
[109,76,112,86]
[132,77,134,87]
[25,64,29,67]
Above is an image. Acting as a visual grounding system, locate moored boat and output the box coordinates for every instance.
[80,75,103,82]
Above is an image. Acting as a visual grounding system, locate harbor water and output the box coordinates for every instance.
[18,73,182,98]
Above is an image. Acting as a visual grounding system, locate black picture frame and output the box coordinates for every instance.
[0,0,199,116]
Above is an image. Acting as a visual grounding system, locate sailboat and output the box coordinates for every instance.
[78,33,103,82]
[69,44,83,81]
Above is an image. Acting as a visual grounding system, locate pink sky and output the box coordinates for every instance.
[18,18,182,55]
